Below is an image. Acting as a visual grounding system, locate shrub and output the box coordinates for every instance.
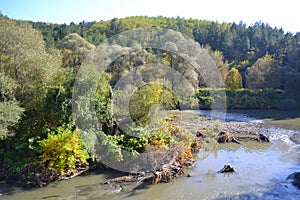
[196,88,286,109]
[39,125,90,175]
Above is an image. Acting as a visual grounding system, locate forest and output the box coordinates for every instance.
[0,15,300,186]
[29,16,300,102]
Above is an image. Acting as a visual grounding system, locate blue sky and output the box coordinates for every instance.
[1,0,299,33]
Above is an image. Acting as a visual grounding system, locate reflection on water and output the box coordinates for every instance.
[1,110,300,200]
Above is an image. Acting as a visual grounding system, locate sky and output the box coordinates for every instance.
[0,0,299,34]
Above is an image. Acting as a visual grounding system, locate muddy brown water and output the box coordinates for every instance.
[1,110,300,200]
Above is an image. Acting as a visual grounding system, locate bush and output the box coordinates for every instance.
[195,88,286,109]
[39,125,90,175]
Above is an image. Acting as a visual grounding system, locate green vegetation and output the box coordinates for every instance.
[197,88,285,109]
[28,16,300,98]
[129,82,178,125]
[0,14,300,186]
[0,72,24,139]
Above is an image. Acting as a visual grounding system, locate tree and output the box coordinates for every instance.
[109,18,124,37]
[286,44,300,71]
[0,17,61,113]
[284,73,300,101]
[94,73,114,134]
[221,28,234,60]
[128,81,177,125]
[225,68,242,90]
[60,33,95,68]
[207,48,230,83]
[0,72,24,140]
[245,54,280,89]
[282,43,300,101]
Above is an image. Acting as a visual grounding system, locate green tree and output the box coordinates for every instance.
[41,68,75,128]
[60,33,95,68]
[95,73,114,134]
[225,68,243,90]
[108,18,124,37]
[0,72,24,140]
[0,17,61,112]
[285,74,300,102]
[0,17,64,162]
[221,28,234,60]
[129,82,177,125]
[286,44,300,71]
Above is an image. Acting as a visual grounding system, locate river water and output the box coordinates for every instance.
[1,110,300,200]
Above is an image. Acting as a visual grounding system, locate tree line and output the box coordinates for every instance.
[30,16,300,97]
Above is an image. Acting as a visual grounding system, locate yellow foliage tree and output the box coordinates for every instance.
[225,67,243,90]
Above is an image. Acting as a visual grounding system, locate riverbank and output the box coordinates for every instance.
[0,110,297,189]
[1,109,300,199]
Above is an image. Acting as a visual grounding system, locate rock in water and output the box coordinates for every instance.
[258,134,270,142]
[287,172,300,189]
[218,165,235,173]
[291,134,300,144]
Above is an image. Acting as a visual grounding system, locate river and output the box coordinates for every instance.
[1,109,300,200]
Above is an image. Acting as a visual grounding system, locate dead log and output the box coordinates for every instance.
[103,175,137,184]
[217,132,240,144]
[133,173,155,190]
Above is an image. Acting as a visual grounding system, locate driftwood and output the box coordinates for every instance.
[101,131,202,189]
[103,175,138,184]
[102,126,270,189]
[217,132,240,144]
[217,132,270,144]
[103,161,186,190]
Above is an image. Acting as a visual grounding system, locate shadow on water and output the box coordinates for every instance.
[0,166,126,199]
[228,109,300,121]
